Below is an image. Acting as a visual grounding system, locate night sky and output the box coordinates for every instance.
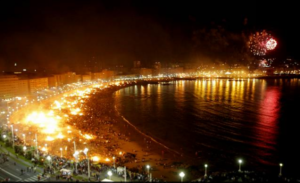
[0,0,299,72]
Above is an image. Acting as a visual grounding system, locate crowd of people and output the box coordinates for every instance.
[5,81,164,181]
[0,152,11,165]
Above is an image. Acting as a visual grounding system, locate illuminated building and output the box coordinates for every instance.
[0,75,29,99]
[64,72,79,84]
[153,62,161,76]
[52,72,80,86]
[82,74,92,82]
[48,76,58,88]
[92,72,102,81]
[140,68,153,76]
[28,77,49,93]
[100,70,115,80]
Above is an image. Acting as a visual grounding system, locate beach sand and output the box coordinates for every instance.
[9,83,201,181]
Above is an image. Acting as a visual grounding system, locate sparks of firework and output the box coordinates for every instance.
[248,30,276,56]
[266,38,277,50]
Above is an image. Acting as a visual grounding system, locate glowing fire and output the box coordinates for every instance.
[11,82,128,164]
[26,112,60,134]
[57,133,64,139]
[82,134,94,140]
[54,100,62,109]
[46,136,54,141]
[70,108,81,115]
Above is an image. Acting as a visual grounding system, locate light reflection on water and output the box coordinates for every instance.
[114,79,300,175]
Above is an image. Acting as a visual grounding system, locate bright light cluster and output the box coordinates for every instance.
[266,38,277,50]
[26,111,60,134]
[248,30,277,56]
[10,82,126,162]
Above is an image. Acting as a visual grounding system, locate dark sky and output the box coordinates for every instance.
[0,0,299,72]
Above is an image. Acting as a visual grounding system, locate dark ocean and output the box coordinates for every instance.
[114,79,300,176]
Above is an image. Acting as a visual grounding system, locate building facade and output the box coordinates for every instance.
[0,75,29,99]
[28,77,49,94]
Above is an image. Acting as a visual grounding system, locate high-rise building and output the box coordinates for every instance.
[0,75,20,99]
[48,76,58,88]
[82,72,92,82]
[52,72,79,86]
[28,77,49,94]
[0,75,29,99]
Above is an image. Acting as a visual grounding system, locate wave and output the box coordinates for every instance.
[114,105,181,155]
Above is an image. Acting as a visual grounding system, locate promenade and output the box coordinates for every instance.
[0,145,48,182]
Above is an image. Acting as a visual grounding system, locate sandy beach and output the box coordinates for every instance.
[9,82,200,182]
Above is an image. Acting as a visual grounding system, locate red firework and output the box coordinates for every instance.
[248,30,277,56]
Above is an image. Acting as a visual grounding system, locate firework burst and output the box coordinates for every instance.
[248,30,277,56]
[266,38,277,50]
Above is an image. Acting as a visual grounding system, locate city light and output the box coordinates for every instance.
[179,172,185,182]
[92,156,100,162]
[238,159,243,172]
[107,171,112,179]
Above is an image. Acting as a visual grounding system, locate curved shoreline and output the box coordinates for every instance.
[96,84,191,181]
[114,104,181,156]
[7,78,300,180]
